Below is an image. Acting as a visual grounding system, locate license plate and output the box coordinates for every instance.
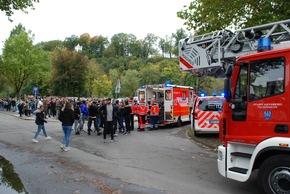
[209,120,219,124]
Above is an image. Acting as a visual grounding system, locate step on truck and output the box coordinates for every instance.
[179,19,290,194]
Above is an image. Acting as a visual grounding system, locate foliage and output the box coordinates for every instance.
[120,70,140,97]
[0,24,48,99]
[0,0,39,21]
[177,0,290,33]
[51,48,89,97]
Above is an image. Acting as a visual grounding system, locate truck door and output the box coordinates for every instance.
[229,56,287,144]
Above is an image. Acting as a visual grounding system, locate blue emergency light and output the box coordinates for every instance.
[212,92,217,96]
[200,92,206,97]
[257,38,271,52]
[141,85,145,89]
[220,92,225,97]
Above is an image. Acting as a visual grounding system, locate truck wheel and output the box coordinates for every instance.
[258,155,290,194]
[176,118,182,127]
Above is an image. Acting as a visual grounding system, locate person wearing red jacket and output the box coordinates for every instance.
[149,99,160,130]
[136,99,147,131]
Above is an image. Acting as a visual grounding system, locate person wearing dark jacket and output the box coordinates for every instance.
[74,102,82,135]
[87,101,101,135]
[124,100,132,134]
[100,98,118,143]
[32,106,51,143]
[59,102,74,151]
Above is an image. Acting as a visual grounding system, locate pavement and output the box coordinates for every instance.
[0,110,222,150]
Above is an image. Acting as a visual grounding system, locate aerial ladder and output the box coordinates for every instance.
[179,19,290,77]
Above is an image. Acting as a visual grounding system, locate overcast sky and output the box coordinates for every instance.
[0,0,192,49]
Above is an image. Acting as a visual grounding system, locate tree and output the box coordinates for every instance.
[51,48,89,96]
[172,28,188,56]
[139,63,160,85]
[0,24,48,99]
[177,0,290,33]
[141,33,158,58]
[0,0,39,21]
[120,70,140,97]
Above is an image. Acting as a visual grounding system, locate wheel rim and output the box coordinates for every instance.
[269,167,290,194]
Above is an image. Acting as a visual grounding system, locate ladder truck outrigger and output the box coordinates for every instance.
[179,19,290,194]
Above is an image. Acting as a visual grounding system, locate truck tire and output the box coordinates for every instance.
[176,117,182,127]
[258,154,290,194]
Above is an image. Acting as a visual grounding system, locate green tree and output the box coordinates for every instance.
[120,70,140,97]
[51,48,89,96]
[37,40,63,52]
[159,59,183,85]
[139,63,160,85]
[63,35,79,51]
[92,74,112,98]
[0,0,39,21]
[172,28,188,56]
[177,0,290,33]
[0,24,48,99]
[141,33,158,58]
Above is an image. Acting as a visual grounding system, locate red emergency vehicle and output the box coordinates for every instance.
[137,84,195,126]
[179,19,290,194]
[193,95,224,135]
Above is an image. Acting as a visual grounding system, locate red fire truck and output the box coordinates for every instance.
[179,19,290,194]
[136,84,195,126]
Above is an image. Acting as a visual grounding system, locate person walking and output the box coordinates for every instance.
[87,101,102,135]
[32,105,52,143]
[100,98,118,143]
[58,102,74,151]
[124,100,132,134]
[74,102,82,135]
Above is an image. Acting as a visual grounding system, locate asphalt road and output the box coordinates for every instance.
[0,111,260,194]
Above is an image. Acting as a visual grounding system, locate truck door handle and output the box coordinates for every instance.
[274,124,288,134]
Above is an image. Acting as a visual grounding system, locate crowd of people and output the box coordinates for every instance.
[0,96,144,152]
[1,95,162,152]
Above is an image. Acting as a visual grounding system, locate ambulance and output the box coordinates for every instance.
[136,84,195,126]
[192,94,224,135]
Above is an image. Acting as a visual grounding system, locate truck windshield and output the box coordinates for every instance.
[198,98,224,111]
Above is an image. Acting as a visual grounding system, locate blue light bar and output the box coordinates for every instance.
[257,38,271,52]
[212,92,217,96]
[220,92,225,97]
[141,85,145,89]
[200,93,205,97]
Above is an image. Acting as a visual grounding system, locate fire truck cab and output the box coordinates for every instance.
[137,84,195,126]
[192,94,224,135]
[179,19,290,194]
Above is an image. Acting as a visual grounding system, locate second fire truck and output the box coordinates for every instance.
[136,84,195,126]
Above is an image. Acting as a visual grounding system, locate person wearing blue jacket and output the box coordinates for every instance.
[80,100,89,132]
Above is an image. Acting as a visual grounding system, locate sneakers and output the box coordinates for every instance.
[32,139,39,143]
[60,144,65,150]
[103,139,106,143]
[97,132,102,136]
[64,147,70,152]
[45,136,52,140]
[75,131,80,135]
[111,139,118,143]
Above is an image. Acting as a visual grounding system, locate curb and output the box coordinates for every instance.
[185,128,219,151]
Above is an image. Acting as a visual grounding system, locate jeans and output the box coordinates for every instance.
[62,125,72,147]
[118,116,125,132]
[34,125,48,139]
[74,119,83,133]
